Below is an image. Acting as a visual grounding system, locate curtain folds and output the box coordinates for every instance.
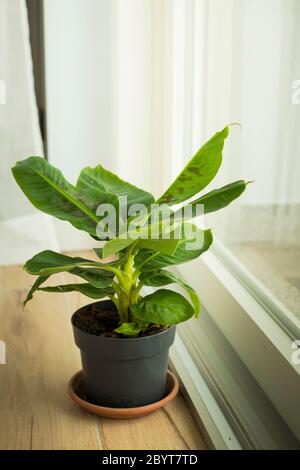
[0,0,48,265]
[0,0,43,221]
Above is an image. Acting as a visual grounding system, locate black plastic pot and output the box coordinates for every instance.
[71,300,176,408]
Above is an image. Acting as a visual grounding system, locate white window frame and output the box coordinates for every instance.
[174,240,300,443]
[161,0,300,447]
[170,307,299,449]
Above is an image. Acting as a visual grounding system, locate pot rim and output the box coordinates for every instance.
[71,300,175,342]
[72,314,175,342]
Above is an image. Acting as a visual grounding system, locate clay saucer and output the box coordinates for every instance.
[68,370,179,419]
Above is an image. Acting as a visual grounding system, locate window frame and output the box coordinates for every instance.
[175,240,300,442]
[162,0,300,446]
[211,239,300,340]
[170,314,299,449]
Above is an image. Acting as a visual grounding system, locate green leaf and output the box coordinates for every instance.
[12,157,118,237]
[103,236,180,259]
[157,126,229,205]
[93,248,127,268]
[23,251,116,304]
[114,323,142,336]
[135,225,213,272]
[102,220,181,258]
[103,238,135,258]
[140,270,200,317]
[173,180,247,220]
[137,238,180,256]
[93,248,104,259]
[24,275,49,306]
[132,289,194,325]
[77,165,154,208]
[24,268,113,304]
[70,267,113,288]
[24,250,115,276]
[38,283,114,299]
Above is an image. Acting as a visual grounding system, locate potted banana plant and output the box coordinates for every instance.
[12,125,249,413]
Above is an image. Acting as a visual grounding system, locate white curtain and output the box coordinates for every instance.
[113,0,300,242]
[186,0,300,246]
[5,0,298,261]
[0,0,43,218]
[0,0,56,265]
[110,0,300,334]
[112,0,299,197]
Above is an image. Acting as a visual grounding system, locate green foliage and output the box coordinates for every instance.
[157,126,229,205]
[134,225,213,273]
[77,165,154,208]
[140,270,200,317]
[12,157,116,237]
[173,180,248,219]
[12,125,250,336]
[114,323,143,336]
[38,284,114,299]
[132,289,194,325]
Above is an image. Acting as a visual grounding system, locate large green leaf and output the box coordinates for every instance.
[157,126,229,205]
[38,283,114,299]
[24,275,49,306]
[140,270,200,317]
[23,247,127,305]
[173,180,248,220]
[23,251,116,304]
[135,225,213,272]
[24,250,116,276]
[77,165,154,208]
[132,289,194,325]
[12,157,118,236]
[70,267,114,287]
[23,265,114,305]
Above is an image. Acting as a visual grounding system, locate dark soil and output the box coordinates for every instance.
[72,303,167,338]
[73,303,120,337]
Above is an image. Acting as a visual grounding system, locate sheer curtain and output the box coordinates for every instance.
[161,0,300,324]
[115,0,299,198]
[0,0,56,265]
[4,0,298,300]
[194,0,300,324]
[114,0,300,323]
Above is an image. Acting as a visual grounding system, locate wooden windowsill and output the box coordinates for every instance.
[0,251,207,450]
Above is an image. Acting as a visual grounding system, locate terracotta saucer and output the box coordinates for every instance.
[68,369,179,419]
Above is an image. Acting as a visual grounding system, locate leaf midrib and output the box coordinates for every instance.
[32,165,99,223]
[143,300,185,309]
[25,261,114,275]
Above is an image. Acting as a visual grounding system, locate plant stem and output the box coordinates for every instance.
[111,241,141,324]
